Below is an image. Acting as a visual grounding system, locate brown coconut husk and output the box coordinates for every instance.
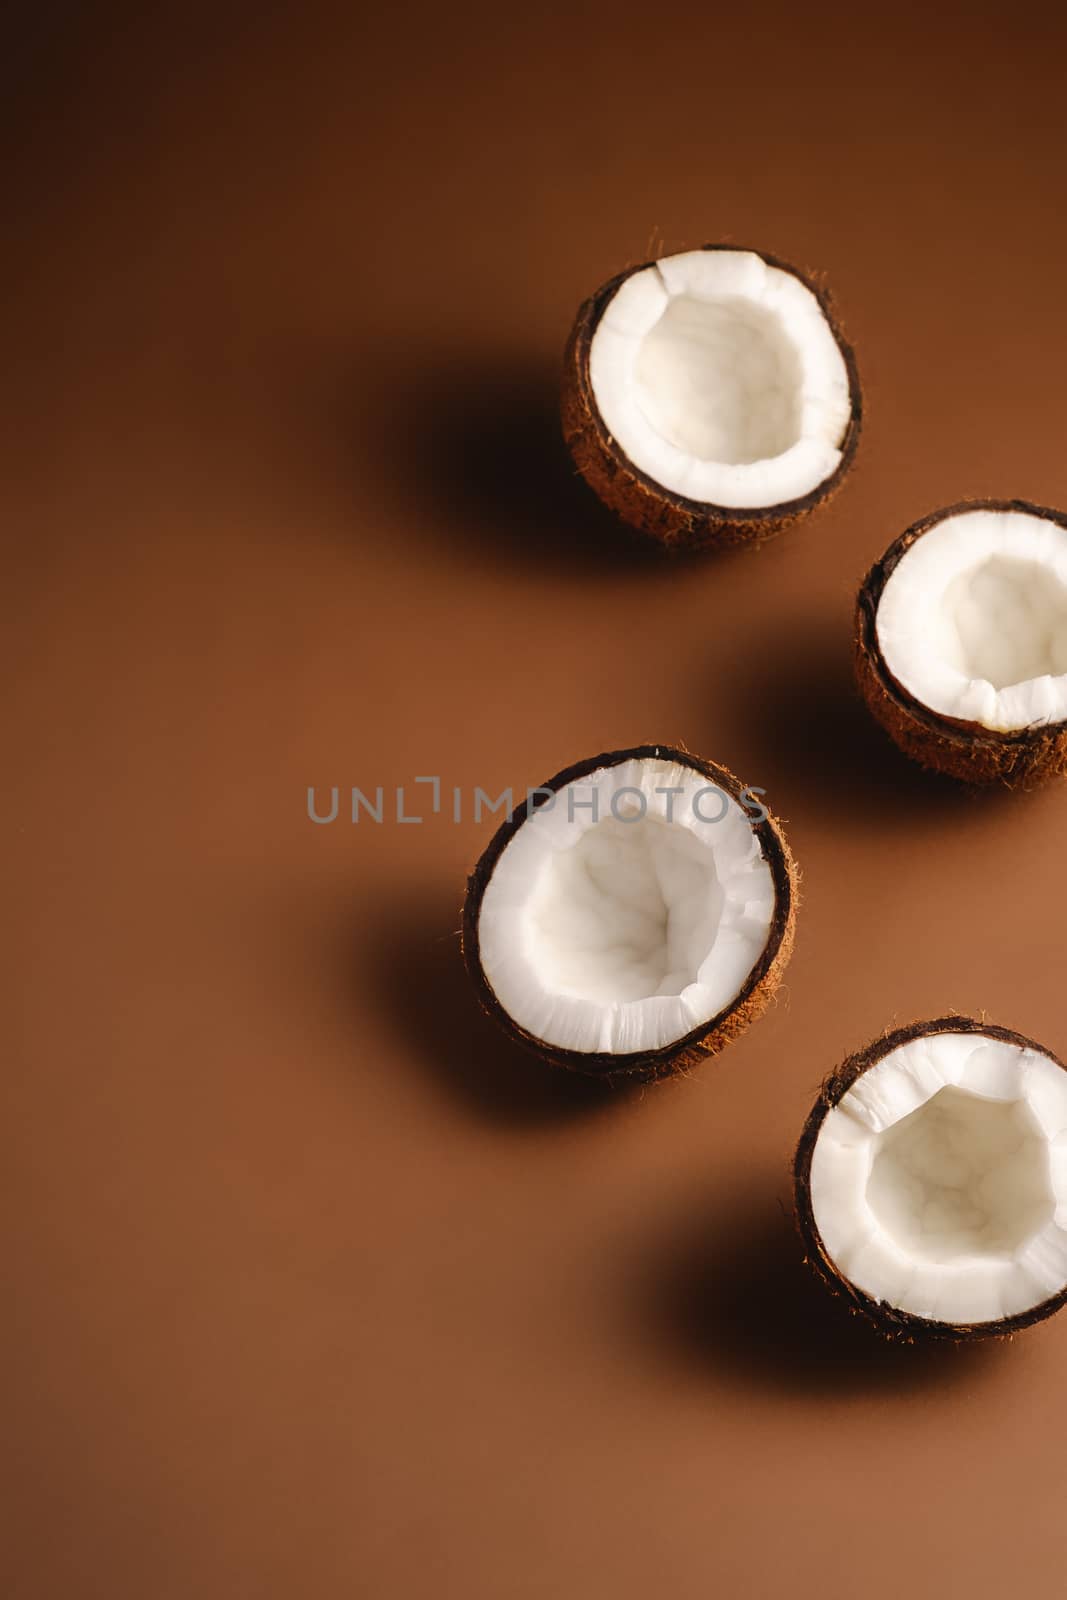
[462,745,797,1083]
[560,245,862,554]
[795,1016,1067,1342]
[855,499,1067,788]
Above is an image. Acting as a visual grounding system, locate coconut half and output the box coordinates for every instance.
[561,246,861,552]
[795,1018,1067,1341]
[856,499,1067,785]
[462,746,796,1081]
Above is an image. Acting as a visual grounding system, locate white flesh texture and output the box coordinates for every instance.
[477,758,775,1055]
[877,508,1067,732]
[809,1030,1067,1325]
[588,249,852,509]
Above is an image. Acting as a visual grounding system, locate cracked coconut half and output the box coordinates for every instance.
[795,1019,1067,1340]
[462,746,796,1081]
[561,245,861,552]
[856,499,1067,785]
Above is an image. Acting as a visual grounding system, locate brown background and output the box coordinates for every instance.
[6,4,1067,1596]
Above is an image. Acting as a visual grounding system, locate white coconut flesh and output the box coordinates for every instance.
[588,249,852,510]
[809,1031,1067,1325]
[476,758,776,1055]
[876,508,1067,733]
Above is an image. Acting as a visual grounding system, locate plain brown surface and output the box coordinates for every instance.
[6,5,1067,1596]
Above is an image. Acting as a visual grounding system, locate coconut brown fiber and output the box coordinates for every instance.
[856,499,1067,787]
[461,745,797,1084]
[560,244,863,553]
[794,1017,1067,1342]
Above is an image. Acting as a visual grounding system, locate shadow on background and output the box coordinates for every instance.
[631,1186,997,1397]
[369,889,632,1127]
[734,620,1026,829]
[364,348,739,578]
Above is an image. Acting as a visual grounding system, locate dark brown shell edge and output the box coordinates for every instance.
[855,497,1067,788]
[560,243,863,554]
[794,1015,1067,1342]
[461,744,797,1084]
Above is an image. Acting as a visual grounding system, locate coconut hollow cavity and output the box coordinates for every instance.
[795,1019,1067,1341]
[856,499,1067,786]
[462,746,796,1082]
[562,246,861,553]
